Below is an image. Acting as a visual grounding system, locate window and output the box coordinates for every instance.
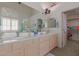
[1,17,18,32]
[11,19,18,30]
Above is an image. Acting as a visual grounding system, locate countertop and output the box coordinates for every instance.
[0,32,57,45]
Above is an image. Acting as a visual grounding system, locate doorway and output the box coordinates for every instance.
[64,8,79,42]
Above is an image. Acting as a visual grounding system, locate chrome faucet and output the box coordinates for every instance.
[16,31,19,37]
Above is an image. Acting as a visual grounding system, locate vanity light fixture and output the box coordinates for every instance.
[42,3,57,15]
[43,8,51,15]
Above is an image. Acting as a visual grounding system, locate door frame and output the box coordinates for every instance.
[61,12,67,47]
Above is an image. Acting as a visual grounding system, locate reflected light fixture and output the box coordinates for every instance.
[44,8,51,15]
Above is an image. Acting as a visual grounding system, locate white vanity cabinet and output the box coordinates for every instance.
[0,33,57,56]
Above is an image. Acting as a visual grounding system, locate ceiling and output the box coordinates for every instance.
[65,8,79,16]
[23,2,58,12]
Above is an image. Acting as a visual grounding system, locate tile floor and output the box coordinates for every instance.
[50,40,79,56]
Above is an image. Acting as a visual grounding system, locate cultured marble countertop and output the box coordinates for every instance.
[0,32,57,45]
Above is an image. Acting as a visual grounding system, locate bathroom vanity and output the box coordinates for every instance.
[0,16,58,56]
[0,33,57,56]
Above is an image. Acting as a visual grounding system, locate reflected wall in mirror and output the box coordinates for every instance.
[47,18,56,28]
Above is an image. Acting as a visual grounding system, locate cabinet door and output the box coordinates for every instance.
[0,43,12,56]
[25,40,33,56]
[49,34,57,50]
[40,37,49,56]
[12,49,24,56]
[32,39,40,56]
[12,41,24,56]
[24,40,28,56]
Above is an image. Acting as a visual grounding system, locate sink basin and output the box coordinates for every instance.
[3,39,18,43]
[19,33,30,37]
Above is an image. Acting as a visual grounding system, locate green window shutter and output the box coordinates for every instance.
[19,22,24,32]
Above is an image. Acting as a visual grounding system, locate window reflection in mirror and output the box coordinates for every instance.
[47,18,56,28]
[1,17,18,32]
